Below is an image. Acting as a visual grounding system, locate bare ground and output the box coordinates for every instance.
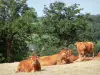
[0,59,100,75]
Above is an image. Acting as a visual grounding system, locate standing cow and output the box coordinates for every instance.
[75,42,94,58]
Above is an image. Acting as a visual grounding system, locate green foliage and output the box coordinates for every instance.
[33,1,95,56]
[68,44,78,55]
[94,41,100,55]
[0,53,5,63]
[0,0,37,62]
[0,1,98,62]
[90,15,100,40]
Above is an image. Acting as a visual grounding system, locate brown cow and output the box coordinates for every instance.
[67,55,79,63]
[39,49,71,66]
[97,52,100,57]
[59,50,79,63]
[75,42,94,59]
[92,52,100,60]
[56,49,72,65]
[16,56,41,72]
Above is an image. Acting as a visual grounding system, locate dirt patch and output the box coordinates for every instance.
[0,59,100,75]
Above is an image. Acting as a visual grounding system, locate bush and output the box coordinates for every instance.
[68,44,78,55]
[0,53,5,63]
[94,41,100,56]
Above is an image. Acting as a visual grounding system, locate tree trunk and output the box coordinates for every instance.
[6,39,12,62]
[6,39,12,58]
[6,32,16,62]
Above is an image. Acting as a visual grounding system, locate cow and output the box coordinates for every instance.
[75,42,94,59]
[97,52,100,57]
[67,55,79,63]
[92,52,100,60]
[39,49,72,66]
[56,49,72,65]
[16,55,41,72]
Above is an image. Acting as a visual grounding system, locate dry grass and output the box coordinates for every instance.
[0,59,100,75]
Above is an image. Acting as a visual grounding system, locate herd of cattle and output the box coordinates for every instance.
[16,42,100,72]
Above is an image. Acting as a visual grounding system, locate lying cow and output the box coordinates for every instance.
[39,49,72,66]
[66,55,79,63]
[75,42,94,58]
[16,56,41,72]
[97,52,100,57]
[56,49,72,65]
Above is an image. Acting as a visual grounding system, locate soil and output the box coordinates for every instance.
[0,58,100,75]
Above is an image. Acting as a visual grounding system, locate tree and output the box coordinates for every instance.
[90,15,100,40]
[34,1,94,56]
[0,0,37,62]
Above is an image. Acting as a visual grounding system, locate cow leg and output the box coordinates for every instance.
[79,54,82,58]
[31,69,35,72]
[84,52,87,58]
[79,54,83,59]
[83,54,86,58]
[75,54,83,62]
[92,51,94,58]
[91,44,94,58]
[90,48,94,58]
